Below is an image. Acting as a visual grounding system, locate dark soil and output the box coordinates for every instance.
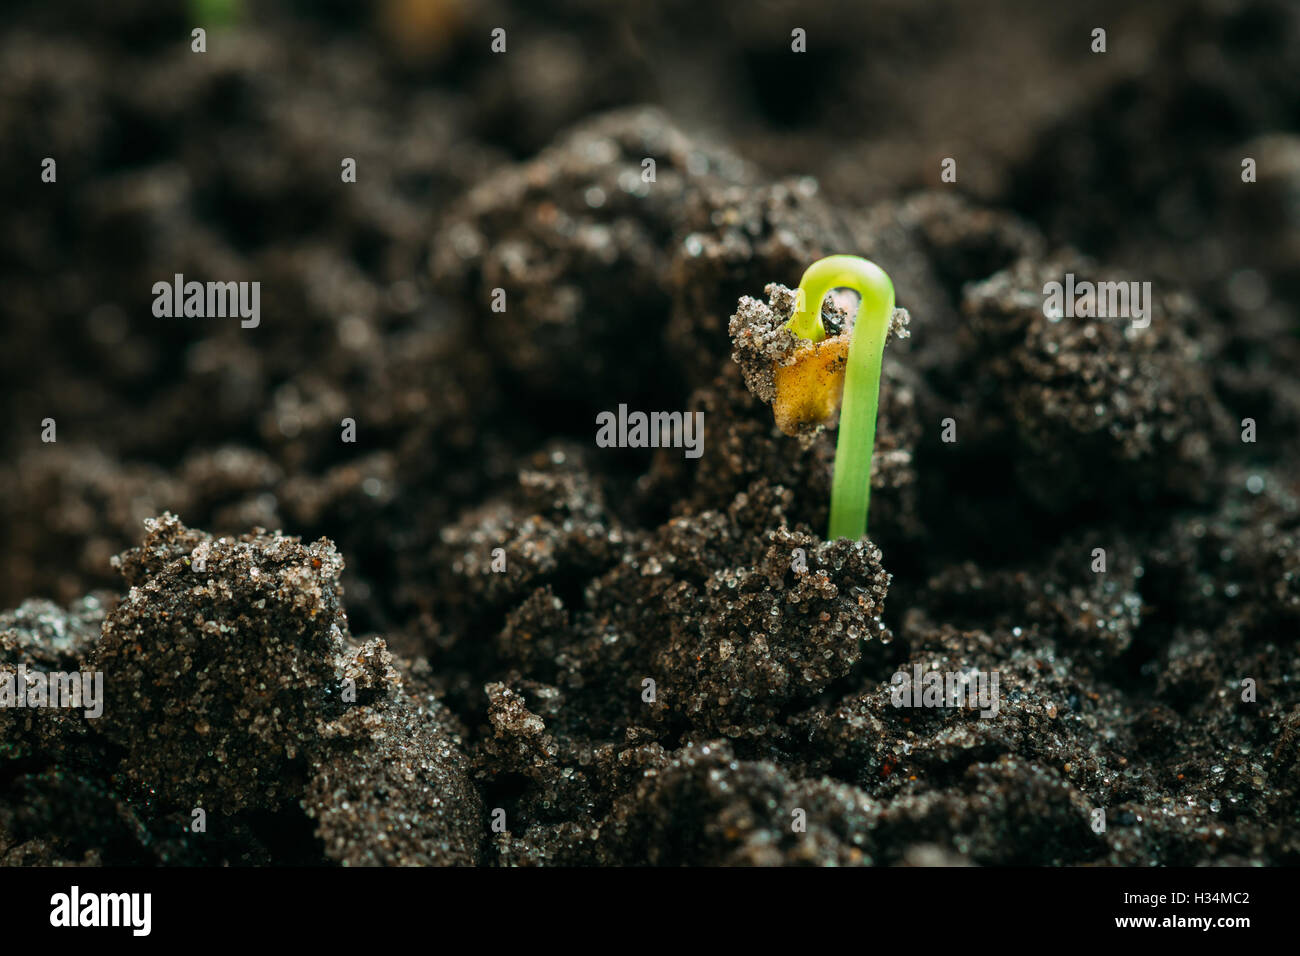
[1,0,1297,865]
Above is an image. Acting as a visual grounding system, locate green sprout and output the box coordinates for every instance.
[786,255,896,541]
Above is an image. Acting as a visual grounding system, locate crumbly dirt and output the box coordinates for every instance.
[1,0,1298,866]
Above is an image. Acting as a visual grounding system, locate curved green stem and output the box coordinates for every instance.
[787,255,896,541]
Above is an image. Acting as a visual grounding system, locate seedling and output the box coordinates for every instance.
[786,255,896,541]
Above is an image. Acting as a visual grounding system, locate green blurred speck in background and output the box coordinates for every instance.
[190,0,245,29]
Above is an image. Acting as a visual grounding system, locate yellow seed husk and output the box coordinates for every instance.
[771,334,850,435]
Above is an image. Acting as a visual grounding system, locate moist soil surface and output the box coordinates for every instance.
[1,0,1298,865]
